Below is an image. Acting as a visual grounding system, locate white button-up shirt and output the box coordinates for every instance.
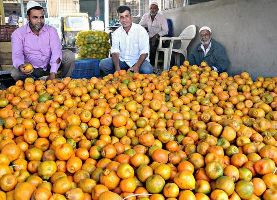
[139,12,168,38]
[111,23,150,67]
[201,42,212,56]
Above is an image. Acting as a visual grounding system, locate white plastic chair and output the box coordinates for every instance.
[154,36,173,71]
[155,25,196,70]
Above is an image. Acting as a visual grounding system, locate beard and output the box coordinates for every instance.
[150,11,157,16]
[201,38,211,46]
[29,22,44,32]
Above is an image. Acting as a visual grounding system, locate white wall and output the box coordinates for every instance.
[162,0,277,79]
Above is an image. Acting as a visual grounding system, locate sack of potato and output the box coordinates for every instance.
[75,30,110,60]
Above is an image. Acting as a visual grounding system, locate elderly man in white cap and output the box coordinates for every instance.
[139,1,168,65]
[188,26,230,73]
[11,0,75,81]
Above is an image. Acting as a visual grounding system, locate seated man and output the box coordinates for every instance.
[99,6,153,76]
[8,11,19,26]
[139,1,168,65]
[188,26,230,73]
[11,0,75,81]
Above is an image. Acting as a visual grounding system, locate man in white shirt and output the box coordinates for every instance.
[139,1,168,65]
[99,6,153,76]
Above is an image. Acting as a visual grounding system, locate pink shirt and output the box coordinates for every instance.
[11,23,62,73]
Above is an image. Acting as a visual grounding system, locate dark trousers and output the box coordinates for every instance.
[149,36,159,66]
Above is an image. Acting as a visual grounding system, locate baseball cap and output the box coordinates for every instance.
[199,26,212,33]
[27,1,43,12]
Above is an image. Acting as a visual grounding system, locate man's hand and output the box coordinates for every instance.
[128,64,139,73]
[47,73,56,80]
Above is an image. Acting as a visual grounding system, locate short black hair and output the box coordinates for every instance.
[117,6,131,15]
[27,6,44,16]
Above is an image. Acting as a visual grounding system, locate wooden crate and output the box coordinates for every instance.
[0,25,17,42]
[0,42,12,65]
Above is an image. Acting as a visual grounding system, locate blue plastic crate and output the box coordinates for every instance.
[71,58,100,79]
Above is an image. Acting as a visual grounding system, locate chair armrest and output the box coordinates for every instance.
[157,37,172,48]
[159,37,172,42]
[170,37,193,41]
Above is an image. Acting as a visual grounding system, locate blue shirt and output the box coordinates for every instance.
[188,39,230,73]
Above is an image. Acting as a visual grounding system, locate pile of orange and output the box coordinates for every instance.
[0,61,276,200]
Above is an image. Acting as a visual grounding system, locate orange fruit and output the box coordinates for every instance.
[163,182,179,198]
[117,163,134,179]
[99,191,122,200]
[65,125,83,142]
[205,161,223,180]
[1,142,21,161]
[14,182,36,200]
[210,189,229,200]
[137,164,154,182]
[235,180,254,199]
[252,177,266,196]
[55,143,74,161]
[179,190,196,200]
[174,170,195,190]
[65,188,84,200]
[99,169,120,190]
[262,173,277,190]
[0,173,17,192]
[66,157,82,174]
[154,163,171,180]
[52,176,72,194]
[146,175,165,194]
[112,114,127,127]
[91,184,109,200]
[32,186,52,200]
[78,178,96,193]
[151,149,169,164]
[38,161,57,180]
[120,177,137,193]
[215,176,235,196]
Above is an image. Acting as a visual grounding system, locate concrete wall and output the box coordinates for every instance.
[162,0,277,79]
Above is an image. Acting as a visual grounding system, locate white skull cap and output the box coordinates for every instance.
[27,1,43,12]
[199,26,212,33]
[151,1,159,6]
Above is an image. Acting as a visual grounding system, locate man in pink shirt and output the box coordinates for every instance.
[11,1,75,81]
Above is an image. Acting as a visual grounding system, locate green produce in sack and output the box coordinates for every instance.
[76,30,110,59]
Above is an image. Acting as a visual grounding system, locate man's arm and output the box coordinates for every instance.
[188,48,198,66]
[49,27,62,79]
[139,14,147,27]
[131,53,148,73]
[11,30,25,69]
[213,46,230,73]
[112,53,120,71]
[158,16,168,37]
[132,27,150,72]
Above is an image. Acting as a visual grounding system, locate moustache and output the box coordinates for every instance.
[200,38,211,45]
